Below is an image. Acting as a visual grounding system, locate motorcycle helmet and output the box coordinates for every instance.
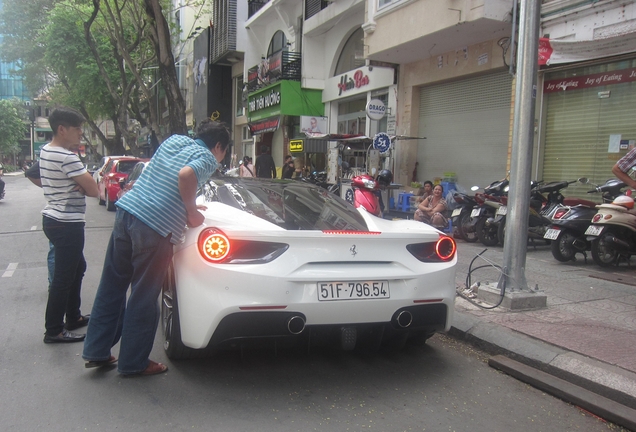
[377,169,393,187]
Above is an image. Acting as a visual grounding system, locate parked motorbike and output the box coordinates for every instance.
[585,188,636,267]
[496,179,582,246]
[466,178,509,246]
[349,170,393,217]
[450,192,479,242]
[547,178,626,262]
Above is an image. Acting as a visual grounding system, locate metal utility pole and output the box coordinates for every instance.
[500,0,542,292]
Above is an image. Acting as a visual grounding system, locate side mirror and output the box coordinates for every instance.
[578,177,588,184]
[118,178,126,189]
[471,185,479,191]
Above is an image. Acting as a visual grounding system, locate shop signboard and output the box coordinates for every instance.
[247,81,323,122]
[322,66,395,103]
[366,99,386,120]
[373,133,391,154]
[544,67,636,93]
[289,139,304,153]
[248,116,280,135]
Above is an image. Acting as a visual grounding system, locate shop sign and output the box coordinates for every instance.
[289,139,304,153]
[248,117,280,135]
[247,51,283,91]
[366,99,386,120]
[249,89,281,113]
[544,67,636,93]
[322,66,395,103]
[373,133,391,154]
[338,70,370,96]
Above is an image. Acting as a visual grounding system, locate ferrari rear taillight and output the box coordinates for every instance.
[198,228,231,262]
[197,228,288,264]
[406,235,456,262]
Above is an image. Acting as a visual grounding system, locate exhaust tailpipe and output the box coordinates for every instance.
[607,236,632,253]
[287,316,306,335]
[396,310,413,328]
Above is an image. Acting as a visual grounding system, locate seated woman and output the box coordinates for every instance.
[414,184,448,228]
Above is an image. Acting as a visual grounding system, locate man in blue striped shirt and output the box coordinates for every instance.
[40,107,100,344]
[83,120,230,376]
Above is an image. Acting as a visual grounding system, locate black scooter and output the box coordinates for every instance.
[546,179,627,262]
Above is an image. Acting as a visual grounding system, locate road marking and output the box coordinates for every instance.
[31,226,37,231]
[2,263,18,278]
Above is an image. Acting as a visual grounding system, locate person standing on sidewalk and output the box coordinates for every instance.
[255,145,276,178]
[82,120,230,376]
[40,107,99,344]
[612,147,636,189]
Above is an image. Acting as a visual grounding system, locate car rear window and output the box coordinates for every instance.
[199,178,370,231]
[118,161,139,174]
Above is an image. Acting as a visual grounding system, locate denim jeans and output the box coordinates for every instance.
[47,241,55,285]
[83,209,173,374]
[42,216,86,336]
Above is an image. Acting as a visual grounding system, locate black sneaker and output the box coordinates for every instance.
[43,330,86,344]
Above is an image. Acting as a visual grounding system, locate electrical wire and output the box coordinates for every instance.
[456,248,507,309]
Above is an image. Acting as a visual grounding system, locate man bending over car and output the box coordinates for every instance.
[83,120,230,376]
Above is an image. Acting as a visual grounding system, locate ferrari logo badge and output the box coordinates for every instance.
[350,245,357,257]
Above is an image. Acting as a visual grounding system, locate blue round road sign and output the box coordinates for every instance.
[373,133,391,154]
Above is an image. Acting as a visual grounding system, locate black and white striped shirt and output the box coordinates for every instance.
[40,144,88,222]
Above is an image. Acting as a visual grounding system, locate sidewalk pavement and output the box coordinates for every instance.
[450,240,636,416]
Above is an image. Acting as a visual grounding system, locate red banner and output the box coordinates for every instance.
[543,67,636,93]
[248,116,280,135]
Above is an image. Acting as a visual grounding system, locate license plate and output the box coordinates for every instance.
[318,281,390,301]
[451,208,462,217]
[544,228,560,240]
[471,208,481,218]
[496,206,507,216]
[584,225,604,236]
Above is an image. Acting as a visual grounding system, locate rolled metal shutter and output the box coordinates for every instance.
[417,71,512,190]
[543,71,636,199]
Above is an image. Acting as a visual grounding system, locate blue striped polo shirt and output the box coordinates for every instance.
[116,135,218,244]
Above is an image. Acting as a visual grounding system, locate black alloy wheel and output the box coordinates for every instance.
[161,263,203,359]
[551,231,577,262]
[476,216,499,247]
[591,233,621,267]
[496,216,506,246]
[458,211,478,243]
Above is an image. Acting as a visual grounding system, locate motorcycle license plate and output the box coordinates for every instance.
[544,228,560,240]
[496,206,507,216]
[451,208,462,217]
[584,225,604,236]
[470,208,481,218]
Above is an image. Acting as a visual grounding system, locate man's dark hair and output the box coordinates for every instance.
[196,120,231,151]
[261,145,269,154]
[284,154,292,161]
[48,107,85,136]
[424,180,434,188]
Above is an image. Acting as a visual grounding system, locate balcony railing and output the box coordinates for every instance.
[248,0,269,18]
[247,51,302,92]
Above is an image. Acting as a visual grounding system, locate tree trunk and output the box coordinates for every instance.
[144,0,187,137]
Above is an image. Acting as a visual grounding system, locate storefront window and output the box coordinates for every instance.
[235,75,245,117]
[337,99,366,135]
[334,28,365,75]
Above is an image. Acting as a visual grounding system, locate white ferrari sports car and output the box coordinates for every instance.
[161,175,457,359]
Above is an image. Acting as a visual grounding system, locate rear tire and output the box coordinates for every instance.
[591,233,621,267]
[161,263,206,359]
[476,217,499,247]
[551,231,577,262]
[458,211,478,243]
[497,216,506,246]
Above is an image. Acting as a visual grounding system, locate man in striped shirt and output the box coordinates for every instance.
[40,107,99,344]
[83,120,230,375]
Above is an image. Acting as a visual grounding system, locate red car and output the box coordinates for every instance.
[116,161,148,200]
[98,157,148,211]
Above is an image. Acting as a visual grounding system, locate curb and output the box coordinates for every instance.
[449,311,636,411]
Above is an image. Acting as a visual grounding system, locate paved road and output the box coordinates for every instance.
[0,174,627,431]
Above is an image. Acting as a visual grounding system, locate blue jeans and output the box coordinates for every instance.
[48,242,55,285]
[83,209,173,374]
[42,216,86,336]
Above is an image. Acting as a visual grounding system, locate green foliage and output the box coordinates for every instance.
[0,100,28,156]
